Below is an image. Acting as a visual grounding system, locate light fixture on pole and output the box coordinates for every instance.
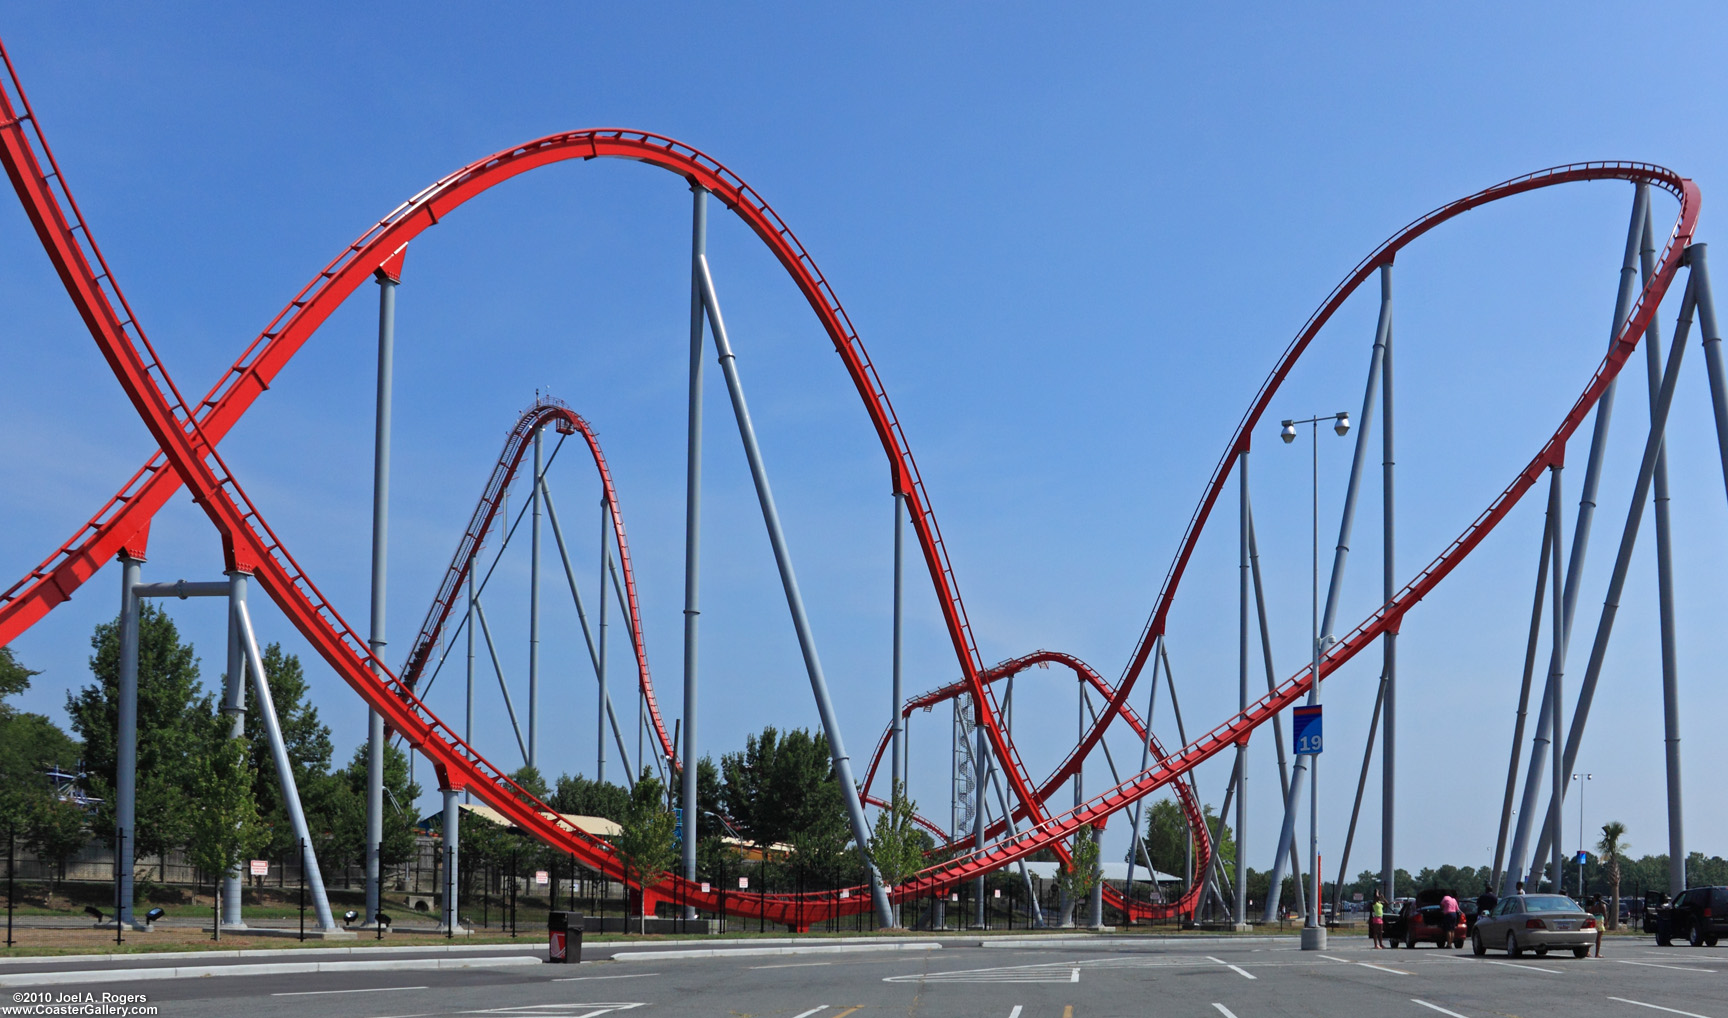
[1281,410,1349,950]
[1571,772,1592,899]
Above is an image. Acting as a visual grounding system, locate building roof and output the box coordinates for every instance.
[434,803,623,838]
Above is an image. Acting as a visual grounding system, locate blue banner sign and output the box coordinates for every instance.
[1293,705,1323,755]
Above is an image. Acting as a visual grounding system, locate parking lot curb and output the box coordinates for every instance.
[609,942,943,961]
[0,954,543,987]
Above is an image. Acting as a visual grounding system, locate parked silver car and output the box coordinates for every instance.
[1472,893,1597,958]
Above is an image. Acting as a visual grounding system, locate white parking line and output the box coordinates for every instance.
[790,1008,829,1018]
[1212,1005,1241,1018]
[1607,997,1715,1018]
[550,973,658,983]
[1207,956,1257,980]
[271,985,427,996]
[1617,959,1718,973]
[1007,1008,1023,1018]
[752,962,834,970]
[1470,957,1563,974]
[1357,961,1411,975]
[1412,1000,1472,1018]
[1319,954,1353,963]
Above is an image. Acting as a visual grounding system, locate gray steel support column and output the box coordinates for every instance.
[1532,250,1700,890]
[364,273,396,928]
[1247,513,1306,915]
[220,571,249,928]
[1333,672,1386,918]
[543,485,633,784]
[681,185,706,896]
[974,721,986,928]
[1123,640,1160,912]
[529,427,543,768]
[696,253,895,928]
[115,555,142,927]
[474,598,529,764]
[1493,512,1552,890]
[441,787,460,932]
[1505,189,1645,893]
[986,763,1044,927]
[1378,265,1397,905]
[1643,197,1683,900]
[235,598,337,929]
[1236,450,1250,929]
[597,494,610,785]
[465,569,475,805]
[892,490,906,798]
[1679,244,1725,893]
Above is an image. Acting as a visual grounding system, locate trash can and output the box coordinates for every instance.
[549,911,583,963]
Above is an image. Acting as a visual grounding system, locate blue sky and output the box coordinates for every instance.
[2,4,1725,882]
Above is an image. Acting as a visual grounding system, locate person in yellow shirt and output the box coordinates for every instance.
[1370,890,1387,949]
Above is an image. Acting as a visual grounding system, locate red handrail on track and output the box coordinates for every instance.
[0,29,1700,924]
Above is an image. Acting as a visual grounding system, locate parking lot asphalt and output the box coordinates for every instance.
[6,935,1723,1018]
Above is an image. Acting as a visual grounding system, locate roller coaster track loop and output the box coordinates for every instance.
[395,396,674,770]
[0,36,1024,921]
[0,28,1701,920]
[858,648,1213,920]
[1030,162,1699,840]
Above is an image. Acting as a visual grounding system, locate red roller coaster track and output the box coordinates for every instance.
[0,32,1699,925]
[396,396,675,769]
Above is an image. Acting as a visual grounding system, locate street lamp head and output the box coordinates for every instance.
[1280,420,1297,444]
[1334,412,1350,437]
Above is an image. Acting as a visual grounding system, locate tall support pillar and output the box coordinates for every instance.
[1681,243,1726,893]
[891,489,906,798]
[1235,450,1250,930]
[1378,264,1397,903]
[465,570,475,805]
[1505,188,1645,894]
[220,571,250,929]
[441,786,461,932]
[597,494,610,785]
[114,554,142,928]
[974,722,986,929]
[695,252,895,928]
[364,268,398,927]
[680,185,706,900]
[234,598,337,930]
[529,427,543,768]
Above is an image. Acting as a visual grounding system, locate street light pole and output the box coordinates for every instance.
[1280,410,1349,950]
[1572,772,1591,898]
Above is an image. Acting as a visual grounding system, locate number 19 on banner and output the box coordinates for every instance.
[1293,705,1323,755]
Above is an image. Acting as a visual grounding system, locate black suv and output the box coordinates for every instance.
[1653,886,1728,947]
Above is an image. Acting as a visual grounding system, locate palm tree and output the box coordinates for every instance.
[1596,821,1628,931]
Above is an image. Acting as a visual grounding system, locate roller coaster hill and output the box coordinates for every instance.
[0,28,1719,937]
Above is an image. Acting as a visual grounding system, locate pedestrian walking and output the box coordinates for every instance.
[1369,890,1386,949]
[1588,895,1606,957]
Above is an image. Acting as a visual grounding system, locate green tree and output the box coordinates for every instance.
[331,741,422,876]
[867,784,926,928]
[238,644,335,860]
[0,648,77,837]
[1141,797,1234,889]
[184,733,268,905]
[1597,821,1628,930]
[719,726,841,849]
[68,604,216,865]
[611,768,677,933]
[509,764,550,803]
[23,794,87,907]
[1058,825,1103,926]
[549,772,630,823]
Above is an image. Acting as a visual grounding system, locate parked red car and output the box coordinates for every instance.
[1397,898,1467,949]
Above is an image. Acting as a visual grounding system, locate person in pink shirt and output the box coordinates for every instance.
[1440,893,1462,947]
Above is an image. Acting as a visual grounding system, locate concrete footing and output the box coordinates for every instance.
[1300,926,1328,951]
